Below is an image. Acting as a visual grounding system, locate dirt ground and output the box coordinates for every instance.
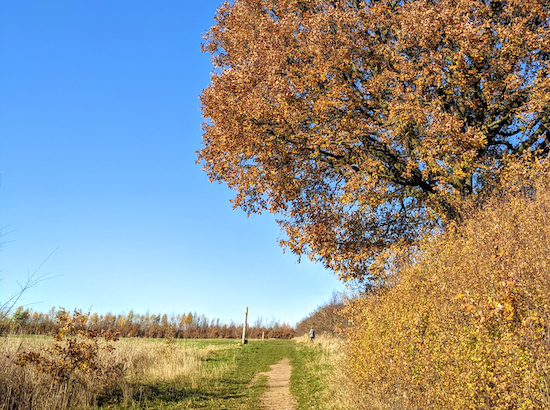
[257,358,298,410]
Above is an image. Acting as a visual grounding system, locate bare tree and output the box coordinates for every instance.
[0,241,57,326]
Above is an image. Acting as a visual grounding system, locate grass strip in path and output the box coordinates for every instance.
[290,339,338,410]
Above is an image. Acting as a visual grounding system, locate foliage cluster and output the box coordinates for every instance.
[3,308,295,339]
[344,162,550,409]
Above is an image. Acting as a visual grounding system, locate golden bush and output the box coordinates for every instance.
[345,161,550,409]
[6,308,125,409]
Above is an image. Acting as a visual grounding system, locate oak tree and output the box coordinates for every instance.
[198,0,550,282]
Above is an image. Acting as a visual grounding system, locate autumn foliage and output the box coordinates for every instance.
[344,163,550,409]
[199,0,550,282]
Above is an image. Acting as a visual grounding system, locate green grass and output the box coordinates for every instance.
[290,340,338,410]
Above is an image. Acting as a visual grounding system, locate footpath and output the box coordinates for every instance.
[258,357,297,410]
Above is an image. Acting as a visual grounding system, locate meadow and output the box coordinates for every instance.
[0,332,353,410]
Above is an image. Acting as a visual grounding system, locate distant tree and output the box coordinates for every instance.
[185,312,195,328]
[47,306,57,322]
[12,306,30,326]
[126,310,135,324]
[197,314,208,328]
[177,314,185,330]
[101,313,116,329]
[199,0,550,282]
[89,312,100,327]
[116,314,126,328]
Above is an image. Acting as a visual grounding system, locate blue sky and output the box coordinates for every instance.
[0,1,343,326]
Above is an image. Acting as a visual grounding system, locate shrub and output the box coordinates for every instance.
[13,308,125,408]
[345,162,550,409]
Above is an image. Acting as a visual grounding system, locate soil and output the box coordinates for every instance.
[257,357,298,410]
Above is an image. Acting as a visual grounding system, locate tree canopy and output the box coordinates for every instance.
[198,0,550,282]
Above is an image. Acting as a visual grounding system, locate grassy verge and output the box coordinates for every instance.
[290,335,349,410]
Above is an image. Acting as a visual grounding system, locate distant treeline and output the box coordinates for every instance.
[1,307,295,339]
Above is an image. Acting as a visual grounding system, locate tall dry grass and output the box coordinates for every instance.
[115,338,231,388]
[344,162,550,409]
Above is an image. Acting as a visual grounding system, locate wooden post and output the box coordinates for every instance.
[262,331,264,341]
[242,307,248,344]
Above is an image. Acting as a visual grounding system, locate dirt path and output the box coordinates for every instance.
[257,357,297,410]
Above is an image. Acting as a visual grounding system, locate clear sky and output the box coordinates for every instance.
[0,1,344,326]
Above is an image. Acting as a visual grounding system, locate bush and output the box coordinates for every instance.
[345,162,550,409]
[8,308,125,409]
